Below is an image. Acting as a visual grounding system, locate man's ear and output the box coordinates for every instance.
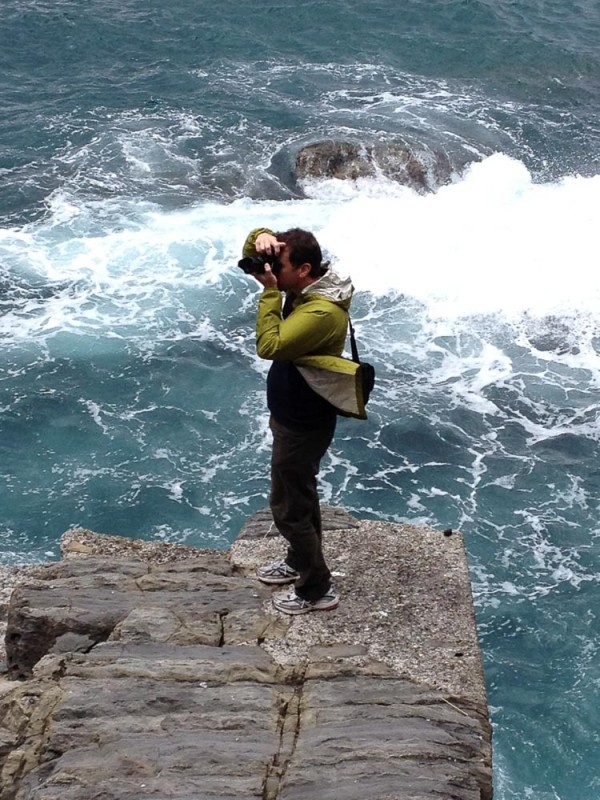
[298,262,312,279]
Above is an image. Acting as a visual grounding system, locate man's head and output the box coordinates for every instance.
[273,228,327,293]
[276,228,324,277]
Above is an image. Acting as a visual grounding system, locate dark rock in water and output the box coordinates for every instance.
[296,141,376,182]
[525,315,580,356]
[531,433,598,465]
[530,333,580,356]
[294,139,454,193]
[268,147,306,199]
[373,140,453,190]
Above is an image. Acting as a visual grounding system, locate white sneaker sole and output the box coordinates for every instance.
[256,571,298,585]
[272,595,340,615]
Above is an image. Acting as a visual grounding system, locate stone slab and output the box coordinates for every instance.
[0,509,492,800]
[233,511,486,707]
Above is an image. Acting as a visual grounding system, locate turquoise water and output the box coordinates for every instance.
[1,1,600,797]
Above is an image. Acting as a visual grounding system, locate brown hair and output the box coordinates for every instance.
[276,228,325,278]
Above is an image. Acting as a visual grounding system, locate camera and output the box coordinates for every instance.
[237,255,281,275]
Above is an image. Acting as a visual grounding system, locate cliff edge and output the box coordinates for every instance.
[0,507,492,800]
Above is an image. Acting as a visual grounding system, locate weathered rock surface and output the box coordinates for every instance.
[0,508,492,799]
[294,140,454,193]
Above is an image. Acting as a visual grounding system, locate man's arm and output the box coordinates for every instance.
[256,292,339,360]
[242,228,276,259]
[242,229,285,291]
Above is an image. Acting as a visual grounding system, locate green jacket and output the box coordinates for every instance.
[244,228,369,419]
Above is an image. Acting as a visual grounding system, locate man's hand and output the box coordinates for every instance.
[255,232,284,257]
[253,232,284,290]
[253,263,278,290]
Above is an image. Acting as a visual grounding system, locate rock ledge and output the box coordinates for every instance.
[0,508,492,800]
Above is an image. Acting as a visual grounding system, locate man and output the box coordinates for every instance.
[242,226,354,614]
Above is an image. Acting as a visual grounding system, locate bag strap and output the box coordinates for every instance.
[348,315,361,364]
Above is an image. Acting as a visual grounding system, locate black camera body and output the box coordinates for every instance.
[237,255,281,275]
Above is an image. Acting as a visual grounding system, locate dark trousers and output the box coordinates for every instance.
[269,415,336,601]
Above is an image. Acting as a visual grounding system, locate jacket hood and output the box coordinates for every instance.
[301,268,354,309]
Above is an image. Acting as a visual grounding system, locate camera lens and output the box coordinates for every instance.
[237,255,280,275]
[237,256,265,274]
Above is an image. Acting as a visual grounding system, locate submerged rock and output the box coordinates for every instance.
[525,315,581,356]
[296,141,376,182]
[294,139,455,193]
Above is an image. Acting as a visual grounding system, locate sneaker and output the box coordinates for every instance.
[256,559,299,585]
[272,586,339,615]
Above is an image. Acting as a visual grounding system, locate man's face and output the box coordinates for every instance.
[273,247,303,293]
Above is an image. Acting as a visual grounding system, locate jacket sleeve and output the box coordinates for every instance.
[242,228,275,259]
[256,290,341,360]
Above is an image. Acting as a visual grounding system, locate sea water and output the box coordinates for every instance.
[1,1,599,797]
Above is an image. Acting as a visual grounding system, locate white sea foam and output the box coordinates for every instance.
[2,154,599,441]
[3,154,598,341]
[318,154,600,318]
